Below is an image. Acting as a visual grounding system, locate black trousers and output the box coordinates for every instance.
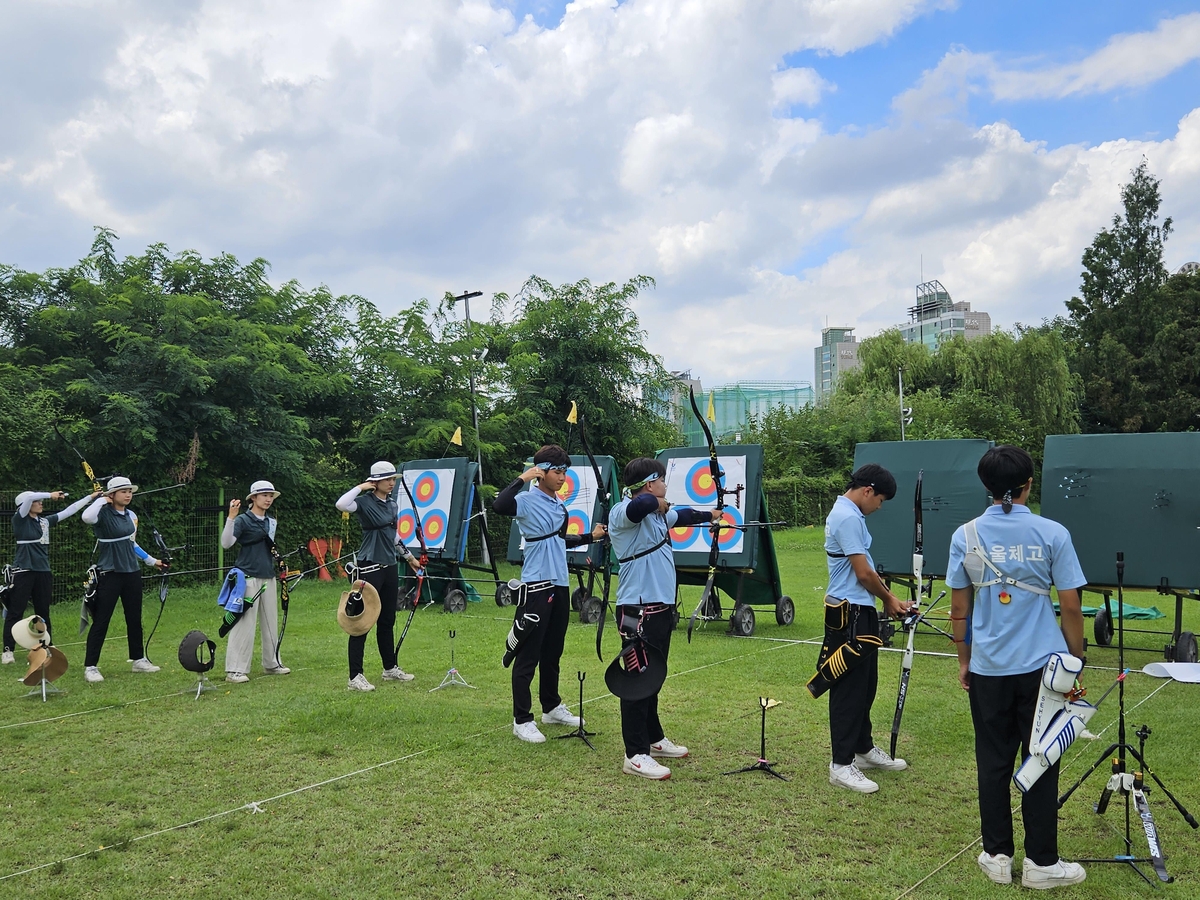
[348,563,399,677]
[969,669,1060,866]
[3,571,53,652]
[511,584,569,724]
[85,571,144,667]
[618,604,675,758]
[828,604,879,765]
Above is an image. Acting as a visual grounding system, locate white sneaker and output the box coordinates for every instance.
[226,672,250,684]
[829,762,879,793]
[855,746,907,771]
[513,720,546,743]
[650,737,689,758]
[131,657,160,673]
[381,667,415,682]
[84,666,104,683]
[348,674,376,692]
[263,666,290,675]
[1021,858,1086,890]
[1,650,14,665]
[542,703,582,727]
[978,851,1013,885]
[623,754,671,780]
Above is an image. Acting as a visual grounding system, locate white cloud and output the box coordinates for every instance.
[1,0,1198,391]
[771,66,831,109]
[991,12,1200,100]
[896,13,1200,117]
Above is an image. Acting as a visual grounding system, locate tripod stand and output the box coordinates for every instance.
[724,697,787,781]
[1059,552,1197,884]
[555,671,596,750]
[430,630,475,691]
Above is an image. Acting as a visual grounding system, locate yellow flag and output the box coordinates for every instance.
[450,426,463,446]
[706,391,716,424]
[566,401,578,424]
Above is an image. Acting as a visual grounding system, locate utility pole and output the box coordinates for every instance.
[899,368,912,440]
[454,290,488,564]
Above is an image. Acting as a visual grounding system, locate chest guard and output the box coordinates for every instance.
[962,519,1050,597]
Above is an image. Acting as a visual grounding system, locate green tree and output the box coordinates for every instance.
[1064,161,1176,431]
[488,275,678,477]
[0,229,354,492]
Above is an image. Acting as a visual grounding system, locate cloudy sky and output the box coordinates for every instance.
[2,1,1199,387]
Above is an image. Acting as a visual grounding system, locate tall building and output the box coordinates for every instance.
[897,280,990,350]
[814,327,860,404]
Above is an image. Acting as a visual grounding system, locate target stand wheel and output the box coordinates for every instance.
[775,595,795,626]
[495,582,514,607]
[571,587,588,611]
[580,596,602,624]
[1174,631,1198,663]
[443,588,467,614]
[731,604,755,637]
[1094,607,1114,647]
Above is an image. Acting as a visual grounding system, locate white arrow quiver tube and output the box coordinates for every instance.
[1013,652,1096,793]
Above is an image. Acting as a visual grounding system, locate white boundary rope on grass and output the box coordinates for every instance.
[0,633,810,882]
[894,673,1177,899]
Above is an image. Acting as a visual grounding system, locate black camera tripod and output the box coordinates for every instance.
[1058,552,1197,884]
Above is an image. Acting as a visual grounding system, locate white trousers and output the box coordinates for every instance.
[225,577,281,674]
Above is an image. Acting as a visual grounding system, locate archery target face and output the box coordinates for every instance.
[518,465,598,549]
[395,468,455,551]
[663,455,748,554]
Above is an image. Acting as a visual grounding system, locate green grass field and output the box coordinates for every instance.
[2,527,1199,899]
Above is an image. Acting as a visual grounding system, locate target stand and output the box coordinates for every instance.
[554,671,596,750]
[22,647,69,702]
[724,697,787,781]
[430,630,475,691]
[189,674,219,701]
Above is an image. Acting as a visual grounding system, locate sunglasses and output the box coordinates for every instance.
[536,463,569,473]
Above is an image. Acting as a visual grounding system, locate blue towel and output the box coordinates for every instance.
[217,568,248,613]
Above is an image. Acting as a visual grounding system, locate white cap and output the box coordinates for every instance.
[104,476,138,494]
[247,480,281,499]
[368,461,398,481]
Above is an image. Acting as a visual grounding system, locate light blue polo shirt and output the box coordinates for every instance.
[514,486,569,587]
[824,495,874,606]
[608,498,682,606]
[946,505,1087,677]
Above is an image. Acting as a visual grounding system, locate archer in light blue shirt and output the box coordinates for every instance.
[493,460,606,586]
[607,462,718,606]
[824,495,876,606]
[947,505,1087,677]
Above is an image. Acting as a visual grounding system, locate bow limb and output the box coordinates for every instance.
[687,385,725,643]
[273,549,295,667]
[577,412,612,662]
[912,469,925,599]
[395,473,429,657]
[53,420,104,493]
[144,526,171,658]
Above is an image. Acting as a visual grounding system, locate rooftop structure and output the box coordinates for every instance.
[898,280,990,350]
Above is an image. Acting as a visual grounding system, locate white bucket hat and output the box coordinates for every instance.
[367,461,398,482]
[104,476,138,494]
[247,480,281,499]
